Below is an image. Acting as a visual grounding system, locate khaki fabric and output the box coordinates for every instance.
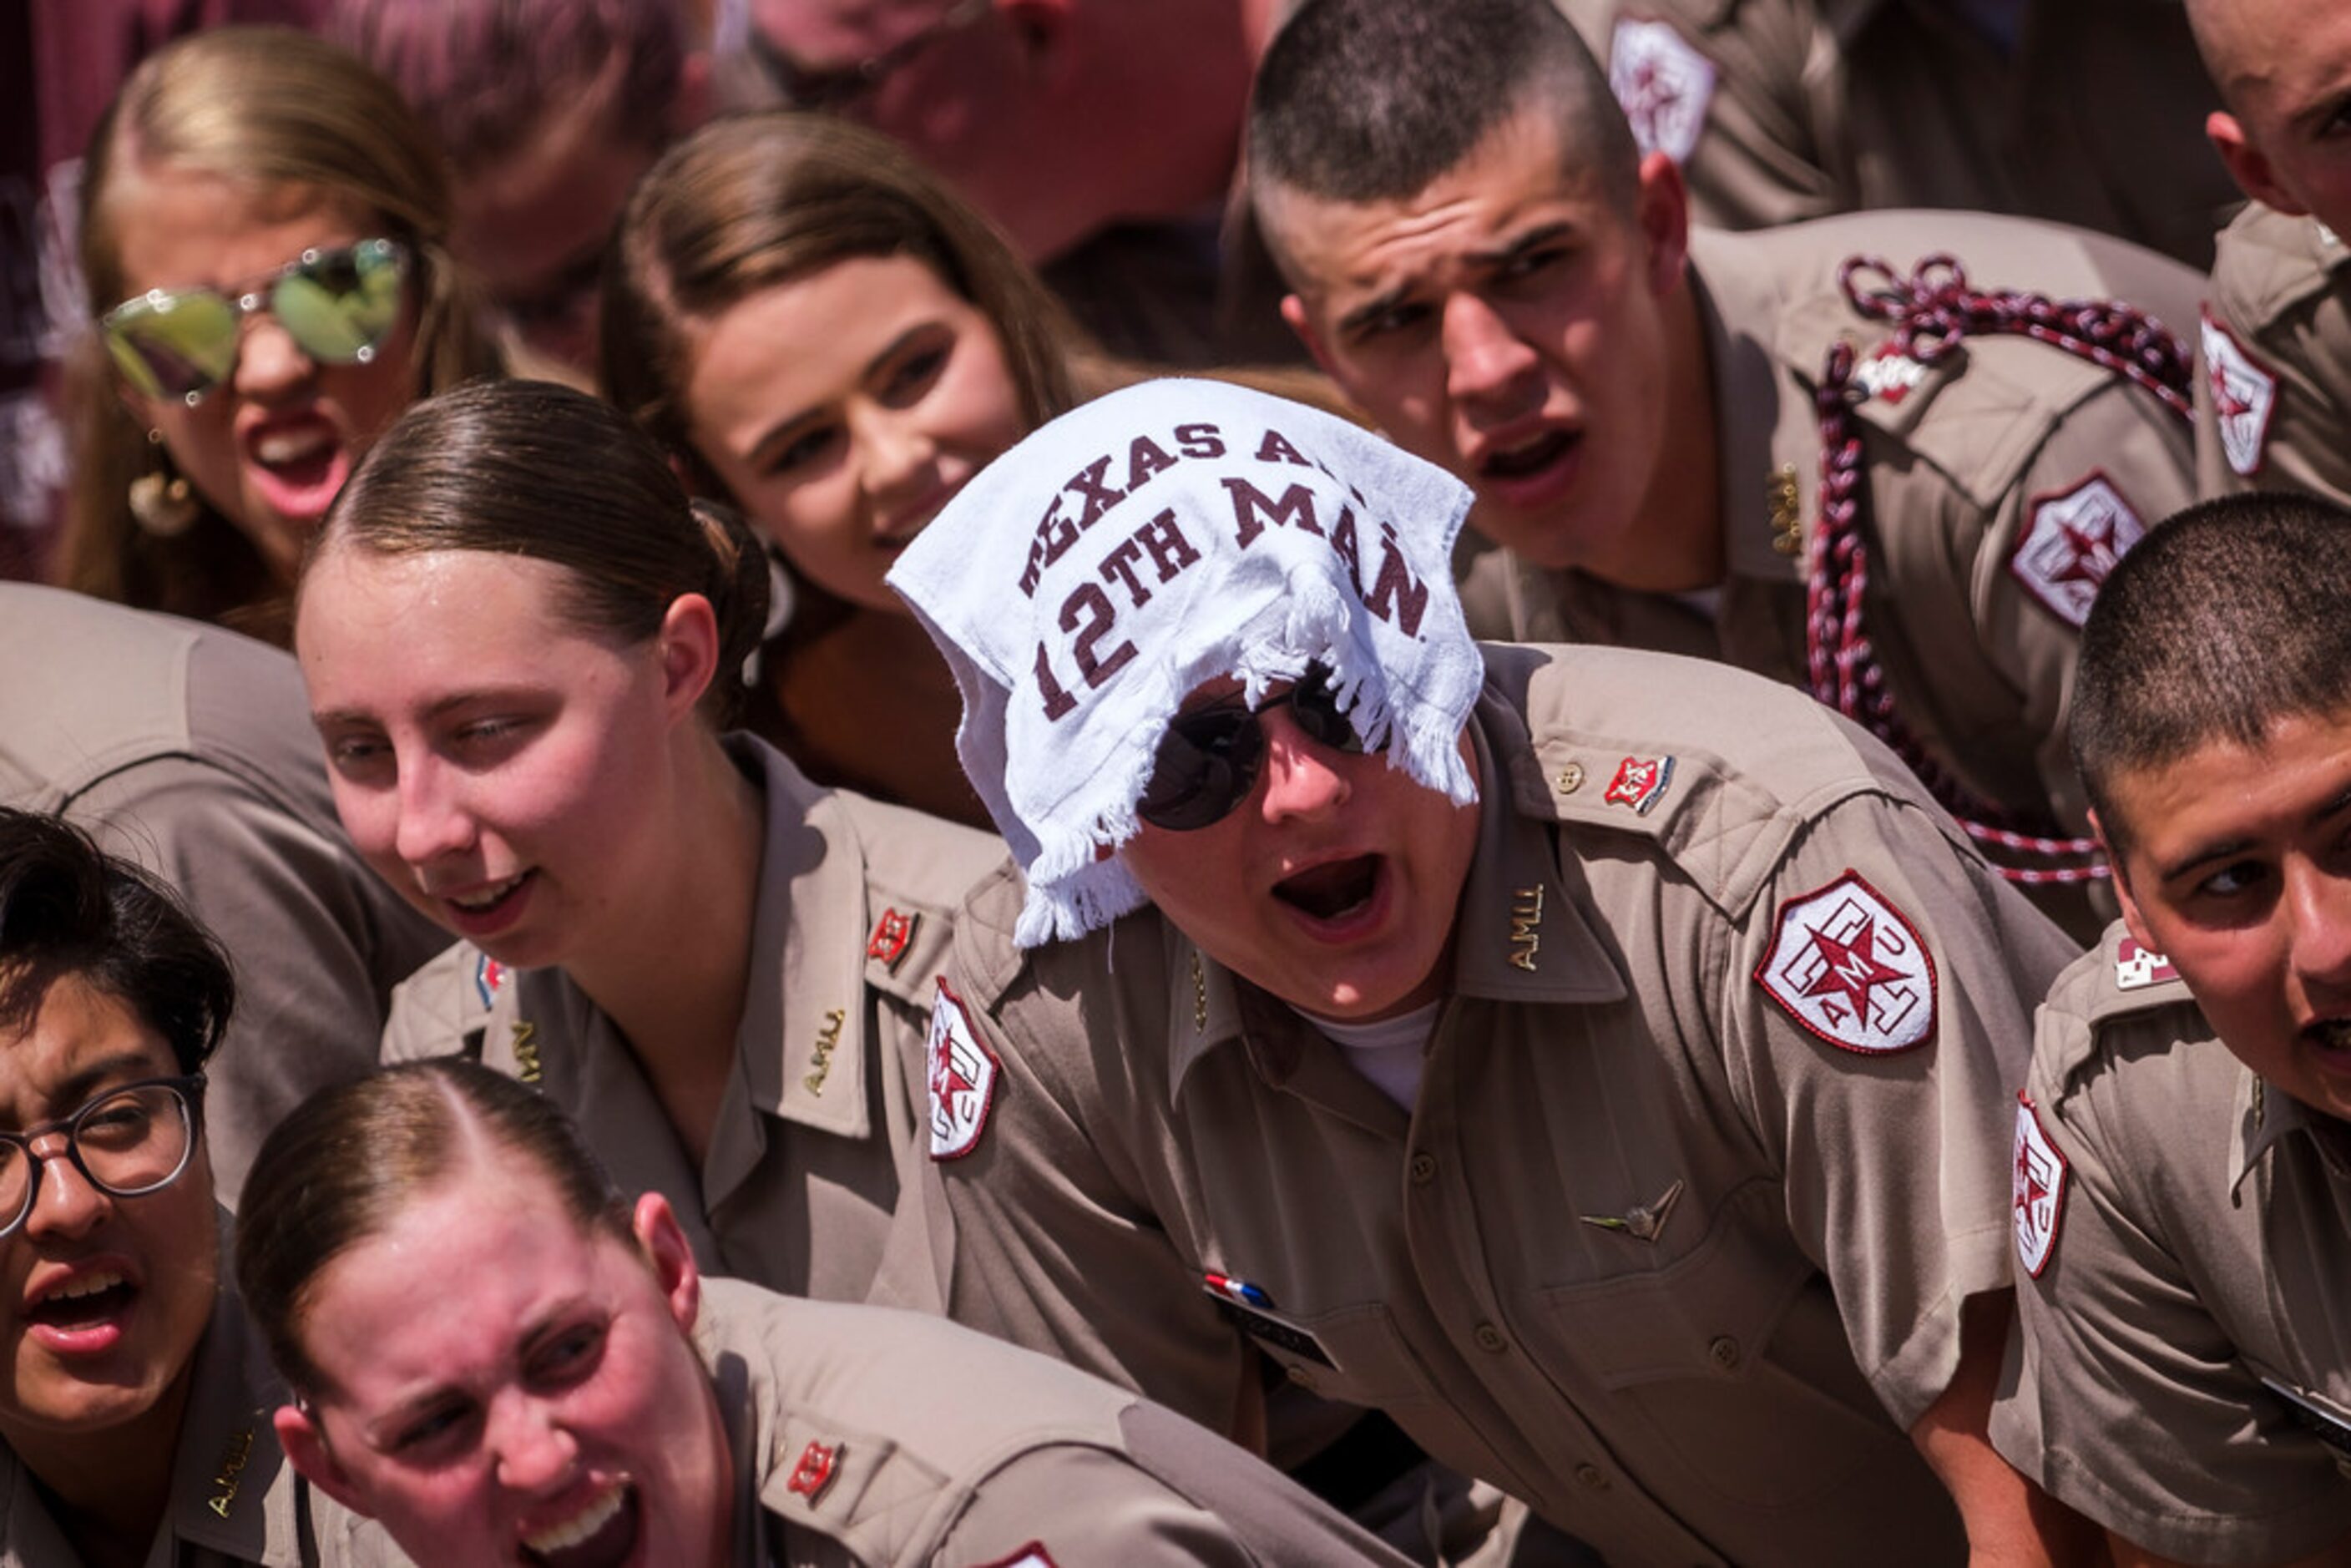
[2193,203,2351,507]
[382,736,1002,1303]
[1991,923,2351,1565]
[1463,211,2202,938]
[0,1272,399,1568]
[0,584,446,1202]
[884,642,2077,1566]
[698,1278,1409,1567]
[1555,0,2236,267]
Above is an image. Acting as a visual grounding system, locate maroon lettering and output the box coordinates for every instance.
[1019,495,1076,598]
[1064,455,1127,532]
[1098,539,1154,609]
[1061,582,1138,689]
[1125,434,1177,491]
[1254,427,1312,468]
[1364,524,1430,636]
[1132,508,1201,582]
[1034,641,1079,721]
[1223,478,1322,549]
[1328,507,1363,588]
[1175,422,1226,459]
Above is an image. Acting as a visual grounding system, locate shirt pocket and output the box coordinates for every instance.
[1226,1297,1441,1410]
[1532,1181,1922,1510]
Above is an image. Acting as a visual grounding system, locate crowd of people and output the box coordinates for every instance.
[1,0,2349,1564]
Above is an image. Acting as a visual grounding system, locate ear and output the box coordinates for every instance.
[632,1191,702,1334]
[2207,109,2308,215]
[1279,295,1341,380]
[656,591,723,721]
[2091,807,2161,952]
[275,1404,376,1518]
[1632,150,1691,297]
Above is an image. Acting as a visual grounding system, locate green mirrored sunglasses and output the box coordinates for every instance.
[101,238,409,406]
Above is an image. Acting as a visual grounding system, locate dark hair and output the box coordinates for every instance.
[235,1059,630,1396]
[0,809,234,1075]
[603,111,1081,499]
[305,378,771,724]
[334,0,684,175]
[1249,0,1638,217]
[2075,493,2351,857]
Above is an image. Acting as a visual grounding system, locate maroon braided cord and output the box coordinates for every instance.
[1807,255,2194,885]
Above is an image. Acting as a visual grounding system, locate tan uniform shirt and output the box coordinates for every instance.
[890,642,2077,1566]
[0,584,446,1201]
[382,735,1003,1303]
[1463,210,2201,937]
[2193,203,2351,508]
[1555,0,2237,267]
[0,1277,398,1568]
[699,1278,1410,1567]
[1991,923,2351,1565]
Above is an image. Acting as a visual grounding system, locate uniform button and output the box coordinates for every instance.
[1408,1153,1438,1185]
[1285,1363,1317,1391]
[1555,763,1585,794]
[1474,1323,1508,1353]
[1708,1335,1742,1372]
[1575,1464,1610,1492]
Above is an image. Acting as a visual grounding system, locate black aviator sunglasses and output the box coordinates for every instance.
[1137,665,1371,832]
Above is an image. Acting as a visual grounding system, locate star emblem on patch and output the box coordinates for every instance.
[2009,472,2145,628]
[2113,934,2178,991]
[2012,1094,2067,1277]
[925,977,999,1161]
[2202,308,2278,478]
[1603,754,1675,815]
[1755,872,1937,1054]
[1610,18,1716,164]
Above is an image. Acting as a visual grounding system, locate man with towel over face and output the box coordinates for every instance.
[882,377,2087,1564]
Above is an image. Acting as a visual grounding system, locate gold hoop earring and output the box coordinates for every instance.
[129,429,199,538]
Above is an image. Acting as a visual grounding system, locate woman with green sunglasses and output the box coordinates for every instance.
[60,27,502,645]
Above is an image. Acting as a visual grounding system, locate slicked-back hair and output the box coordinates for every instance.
[2075,493,2351,858]
[0,808,234,1075]
[1249,0,1638,216]
[235,1059,633,1398]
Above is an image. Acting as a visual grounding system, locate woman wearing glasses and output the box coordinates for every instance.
[62,27,499,643]
[294,377,1002,1308]
[0,807,388,1566]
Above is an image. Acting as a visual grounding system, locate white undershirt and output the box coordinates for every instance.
[1303,1000,1442,1110]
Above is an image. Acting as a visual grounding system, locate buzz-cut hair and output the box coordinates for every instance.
[1248,0,1639,216]
[2075,493,2351,857]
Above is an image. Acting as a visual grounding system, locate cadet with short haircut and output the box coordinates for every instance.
[1249,0,2203,933]
[2185,0,2351,509]
[1993,495,2351,1565]
[881,377,2084,1564]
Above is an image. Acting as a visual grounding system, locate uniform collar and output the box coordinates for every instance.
[1162,686,1627,1102]
[709,737,877,1200]
[1686,235,1811,590]
[158,1272,306,1567]
[2233,1070,2351,1196]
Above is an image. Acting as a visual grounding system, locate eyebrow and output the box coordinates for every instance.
[311,687,545,732]
[15,1053,169,1128]
[1332,219,1584,339]
[746,323,937,468]
[2154,781,2351,883]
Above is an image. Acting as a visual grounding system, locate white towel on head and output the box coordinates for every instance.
[887,377,1484,947]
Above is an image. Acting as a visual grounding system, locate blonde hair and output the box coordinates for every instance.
[602,111,1084,498]
[61,27,503,640]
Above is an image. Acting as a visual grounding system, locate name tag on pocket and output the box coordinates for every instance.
[2257,1372,2351,1475]
[1201,1282,1335,1368]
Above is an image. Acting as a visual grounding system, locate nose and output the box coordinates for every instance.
[1254,705,1352,824]
[20,1133,110,1242]
[231,313,316,402]
[488,1391,579,1495]
[1440,291,1540,411]
[2286,858,2351,998]
[856,407,938,520]
[392,754,478,869]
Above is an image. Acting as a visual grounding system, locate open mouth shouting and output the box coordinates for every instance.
[1273,854,1385,929]
[520,1476,638,1568]
[23,1265,139,1355]
[241,412,352,527]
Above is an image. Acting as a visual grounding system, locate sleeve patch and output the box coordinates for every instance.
[926,976,999,1161]
[2012,1093,2068,1277]
[1753,871,1938,1054]
[1609,18,1716,164]
[2008,470,2144,629]
[2113,933,2178,991]
[2203,307,2279,478]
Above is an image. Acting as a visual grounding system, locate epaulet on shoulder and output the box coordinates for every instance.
[2212,205,2348,331]
[2040,922,2203,1085]
[943,861,1036,1011]
[382,940,495,1062]
[1487,643,1908,921]
[828,792,1010,1006]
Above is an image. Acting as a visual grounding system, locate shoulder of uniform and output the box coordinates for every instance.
[1481,641,1941,918]
[381,940,500,1062]
[2034,920,2208,1096]
[827,790,1011,1005]
[2211,204,2349,331]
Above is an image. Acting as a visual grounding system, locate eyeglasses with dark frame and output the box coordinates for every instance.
[746,0,992,114]
[1137,665,1372,832]
[0,1075,206,1238]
